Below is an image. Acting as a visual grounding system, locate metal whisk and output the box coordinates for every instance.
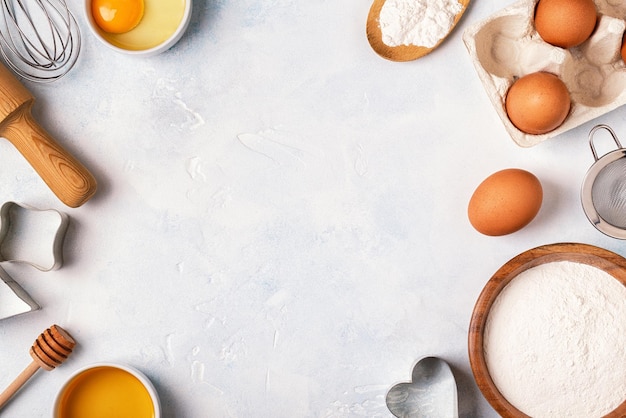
[0,0,80,82]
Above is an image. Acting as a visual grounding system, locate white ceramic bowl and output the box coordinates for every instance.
[53,363,161,418]
[85,0,192,56]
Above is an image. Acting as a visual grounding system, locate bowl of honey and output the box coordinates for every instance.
[85,0,192,56]
[54,363,160,418]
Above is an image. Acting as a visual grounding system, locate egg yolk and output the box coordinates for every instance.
[92,0,145,34]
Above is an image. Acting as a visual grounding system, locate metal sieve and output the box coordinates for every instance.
[581,124,626,239]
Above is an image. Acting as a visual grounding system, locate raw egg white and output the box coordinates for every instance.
[91,0,186,51]
[534,0,597,48]
[92,0,144,34]
[505,72,570,135]
[468,169,543,236]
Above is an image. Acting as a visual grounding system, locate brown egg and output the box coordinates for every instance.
[534,0,597,48]
[468,169,543,236]
[505,72,570,135]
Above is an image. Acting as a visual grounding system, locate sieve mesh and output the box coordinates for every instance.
[591,157,626,228]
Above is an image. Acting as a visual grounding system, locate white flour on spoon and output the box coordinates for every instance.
[484,261,626,417]
[379,0,463,48]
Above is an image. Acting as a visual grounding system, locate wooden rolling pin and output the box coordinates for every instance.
[0,63,97,207]
[0,325,76,409]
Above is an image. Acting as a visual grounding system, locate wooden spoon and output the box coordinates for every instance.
[0,325,76,409]
[366,0,471,61]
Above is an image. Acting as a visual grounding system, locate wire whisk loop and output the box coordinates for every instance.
[0,0,80,82]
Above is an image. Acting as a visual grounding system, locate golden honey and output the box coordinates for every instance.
[56,366,155,418]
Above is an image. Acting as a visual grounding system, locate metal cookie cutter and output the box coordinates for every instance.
[0,202,69,271]
[386,356,459,418]
[581,124,626,239]
[0,265,39,320]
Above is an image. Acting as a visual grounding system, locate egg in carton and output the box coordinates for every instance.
[463,0,626,147]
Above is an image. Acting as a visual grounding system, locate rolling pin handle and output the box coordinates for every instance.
[1,106,97,208]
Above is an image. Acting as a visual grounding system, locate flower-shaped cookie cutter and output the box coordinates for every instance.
[0,201,69,271]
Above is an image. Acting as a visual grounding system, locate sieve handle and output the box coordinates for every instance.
[589,124,622,162]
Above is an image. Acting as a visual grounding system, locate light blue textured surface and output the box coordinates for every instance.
[0,0,623,416]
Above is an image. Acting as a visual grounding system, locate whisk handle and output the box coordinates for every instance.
[1,108,97,208]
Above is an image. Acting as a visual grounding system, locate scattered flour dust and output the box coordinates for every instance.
[378,0,463,48]
[484,261,626,417]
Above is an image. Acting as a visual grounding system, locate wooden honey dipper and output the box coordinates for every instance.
[0,325,76,409]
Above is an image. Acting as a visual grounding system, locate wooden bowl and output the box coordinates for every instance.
[468,242,626,417]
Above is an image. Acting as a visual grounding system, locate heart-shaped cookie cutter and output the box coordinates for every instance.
[386,356,459,418]
[0,201,68,271]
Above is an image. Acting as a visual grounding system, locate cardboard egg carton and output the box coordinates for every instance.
[463,0,626,147]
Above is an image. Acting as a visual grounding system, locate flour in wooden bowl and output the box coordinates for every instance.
[484,260,626,417]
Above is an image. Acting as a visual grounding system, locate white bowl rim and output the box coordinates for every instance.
[84,0,193,56]
[52,362,161,418]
